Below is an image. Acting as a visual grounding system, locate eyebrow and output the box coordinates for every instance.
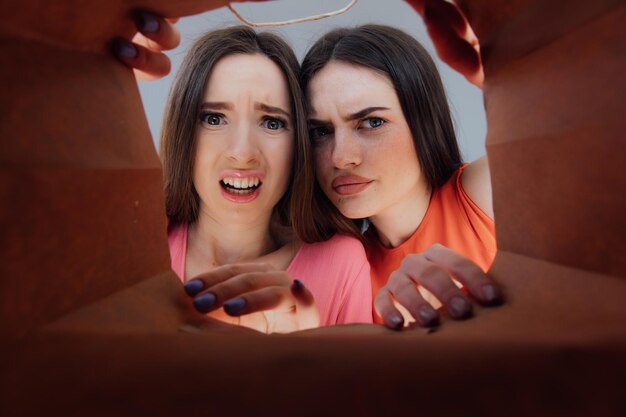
[254,102,290,118]
[308,106,390,125]
[200,101,290,119]
[200,102,234,111]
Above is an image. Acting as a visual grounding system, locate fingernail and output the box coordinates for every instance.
[387,313,404,330]
[292,278,305,293]
[224,298,247,316]
[418,306,439,326]
[449,296,472,319]
[137,12,160,33]
[481,284,503,304]
[112,38,137,59]
[193,292,216,313]
[183,279,205,296]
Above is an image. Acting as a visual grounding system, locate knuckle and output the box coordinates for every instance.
[418,264,447,283]
[225,264,239,275]
[426,243,445,254]
[399,253,424,270]
[395,279,418,295]
[237,273,258,291]
[386,271,408,292]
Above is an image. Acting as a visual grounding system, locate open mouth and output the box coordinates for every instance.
[220,177,262,195]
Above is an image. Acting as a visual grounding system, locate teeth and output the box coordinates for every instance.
[231,189,253,195]
[221,176,261,190]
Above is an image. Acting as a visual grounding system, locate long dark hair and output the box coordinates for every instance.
[297,24,463,240]
[161,26,331,242]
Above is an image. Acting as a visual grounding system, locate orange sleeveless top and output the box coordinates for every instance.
[365,164,496,322]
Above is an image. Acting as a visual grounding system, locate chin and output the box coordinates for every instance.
[335,201,373,220]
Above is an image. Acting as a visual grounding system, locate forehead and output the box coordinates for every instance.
[203,53,290,105]
[307,61,396,111]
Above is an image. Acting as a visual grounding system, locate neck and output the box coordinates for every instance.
[189,210,278,267]
[370,184,431,248]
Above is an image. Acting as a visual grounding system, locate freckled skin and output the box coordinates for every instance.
[308,61,429,224]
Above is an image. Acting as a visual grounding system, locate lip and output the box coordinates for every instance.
[331,175,373,196]
[220,186,262,204]
[219,170,265,204]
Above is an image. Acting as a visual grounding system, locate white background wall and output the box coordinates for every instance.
[138,0,487,162]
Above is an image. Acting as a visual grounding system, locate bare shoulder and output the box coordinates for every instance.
[460,155,494,219]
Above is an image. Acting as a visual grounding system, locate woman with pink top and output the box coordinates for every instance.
[113,1,503,332]
[157,26,372,332]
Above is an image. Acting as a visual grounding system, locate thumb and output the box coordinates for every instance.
[291,279,320,330]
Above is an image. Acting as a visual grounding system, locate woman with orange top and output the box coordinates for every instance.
[299,24,501,329]
[113,1,504,330]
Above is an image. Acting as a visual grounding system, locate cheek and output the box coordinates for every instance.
[313,144,332,180]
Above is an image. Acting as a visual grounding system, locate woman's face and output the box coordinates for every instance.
[193,53,293,225]
[307,61,425,220]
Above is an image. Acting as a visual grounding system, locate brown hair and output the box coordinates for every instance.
[297,24,463,240]
[160,25,339,243]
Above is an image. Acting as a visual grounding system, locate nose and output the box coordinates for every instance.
[226,123,259,166]
[331,128,362,169]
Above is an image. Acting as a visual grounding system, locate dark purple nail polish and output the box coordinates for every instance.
[418,306,439,326]
[224,298,247,316]
[137,12,160,33]
[112,38,137,59]
[449,296,472,319]
[387,313,404,330]
[193,292,216,313]
[183,279,204,296]
[292,278,305,293]
[481,284,503,304]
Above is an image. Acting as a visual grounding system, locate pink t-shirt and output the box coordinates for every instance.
[168,223,373,326]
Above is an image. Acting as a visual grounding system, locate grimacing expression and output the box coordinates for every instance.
[307,61,426,221]
[193,53,294,225]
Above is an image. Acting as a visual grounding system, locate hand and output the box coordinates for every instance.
[112,13,181,81]
[374,244,503,330]
[405,0,483,88]
[182,263,320,334]
[112,1,272,81]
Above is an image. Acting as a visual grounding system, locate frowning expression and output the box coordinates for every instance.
[307,61,425,221]
[193,53,293,224]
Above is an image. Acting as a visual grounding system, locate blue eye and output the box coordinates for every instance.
[263,117,285,130]
[200,113,225,126]
[361,117,385,129]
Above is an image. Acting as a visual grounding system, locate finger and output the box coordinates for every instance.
[424,244,503,305]
[206,307,240,326]
[422,0,484,87]
[290,279,320,330]
[399,253,473,319]
[424,0,467,37]
[183,263,273,296]
[223,286,294,316]
[385,271,440,327]
[112,38,171,80]
[193,270,291,313]
[133,12,181,51]
[374,287,405,330]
